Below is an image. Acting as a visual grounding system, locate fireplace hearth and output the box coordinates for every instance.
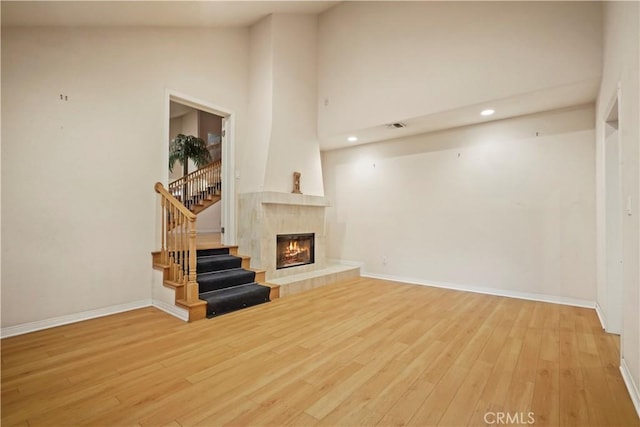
[277,233,315,269]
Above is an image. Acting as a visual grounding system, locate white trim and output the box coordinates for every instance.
[0,299,152,339]
[361,271,596,308]
[168,90,235,119]
[595,302,607,330]
[152,299,189,322]
[164,89,237,246]
[620,358,640,419]
[221,115,237,245]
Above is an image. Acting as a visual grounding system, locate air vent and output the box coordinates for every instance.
[387,122,407,129]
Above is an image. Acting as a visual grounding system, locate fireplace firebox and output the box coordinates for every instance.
[276,233,315,269]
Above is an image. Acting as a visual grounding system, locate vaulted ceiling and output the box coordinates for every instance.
[1,1,340,28]
[2,1,603,151]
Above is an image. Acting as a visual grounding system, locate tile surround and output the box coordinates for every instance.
[238,192,330,280]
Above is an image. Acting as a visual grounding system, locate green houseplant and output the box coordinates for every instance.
[168,133,212,178]
[169,134,212,202]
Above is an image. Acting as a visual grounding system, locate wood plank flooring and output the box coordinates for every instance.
[2,278,639,426]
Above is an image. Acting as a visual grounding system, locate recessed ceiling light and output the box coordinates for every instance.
[347,136,358,142]
[481,109,495,116]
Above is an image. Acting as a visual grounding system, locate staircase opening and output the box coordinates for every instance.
[169,100,224,234]
[276,233,315,269]
[165,91,237,246]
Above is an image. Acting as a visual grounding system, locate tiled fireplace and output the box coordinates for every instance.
[238,192,329,280]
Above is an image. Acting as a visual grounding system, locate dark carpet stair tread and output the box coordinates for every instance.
[200,283,271,317]
[197,268,256,293]
[193,246,270,318]
[197,247,230,257]
[197,254,242,273]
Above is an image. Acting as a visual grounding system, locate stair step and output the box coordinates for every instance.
[199,283,270,317]
[184,188,219,205]
[197,247,230,257]
[197,268,256,293]
[197,254,242,273]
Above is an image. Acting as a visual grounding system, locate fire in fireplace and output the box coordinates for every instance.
[276,233,315,269]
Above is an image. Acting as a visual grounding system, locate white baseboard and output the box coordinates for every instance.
[1,299,152,339]
[620,358,640,419]
[361,271,596,309]
[152,299,189,322]
[595,302,607,330]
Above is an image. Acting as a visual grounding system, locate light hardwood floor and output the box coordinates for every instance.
[2,278,639,426]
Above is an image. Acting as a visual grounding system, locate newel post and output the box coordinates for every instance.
[185,216,199,303]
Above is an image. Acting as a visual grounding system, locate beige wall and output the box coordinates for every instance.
[317,1,602,139]
[240,14,324,196]
[199,110,222,163]
[263,14,324,196]
[1,26,248,327]
[596,0,640,401]
[196,202,222,234]
[239,16,273,194]
[322,105,596,302]
[169,110,200,181]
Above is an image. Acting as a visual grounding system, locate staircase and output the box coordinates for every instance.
[196,247,272,317]
[169,160,222,214]
[152,162,279,322]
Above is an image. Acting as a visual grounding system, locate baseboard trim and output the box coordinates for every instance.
[620,358,640,419]
[152,299,189,322]
[362,272,595,309]
[595,302,607,330]
[1,299,152,339]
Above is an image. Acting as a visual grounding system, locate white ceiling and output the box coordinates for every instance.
[320,79,600,151]
[1,1,340,28]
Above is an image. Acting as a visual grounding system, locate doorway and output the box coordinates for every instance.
[604,95,623,335]
[164,91,237,246]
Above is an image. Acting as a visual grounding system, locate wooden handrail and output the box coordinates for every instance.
[154,182,196,220]
[154,182,199,304]
[169,159,221,189]
[168,160,222,210]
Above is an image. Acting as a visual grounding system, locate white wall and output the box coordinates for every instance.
[239,14,324,196]
[238,16,273,194]
[263,14,324,196]
[1,26,248,328]
[169,109,199,181]
[169,116,182,181]
[196,203,222,234]
[182,109,199,176]
[323,105,596,302]
[596,0,640,405]
[317,1,602,138]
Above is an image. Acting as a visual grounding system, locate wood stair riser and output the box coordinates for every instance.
[190,196,221,215]
[241,257,250,269]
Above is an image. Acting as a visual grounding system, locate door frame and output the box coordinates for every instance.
[164,89,237,246]
[601,83,624,336]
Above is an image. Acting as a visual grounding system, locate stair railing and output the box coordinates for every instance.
[168,160,222,210]
[154,182,200,304]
